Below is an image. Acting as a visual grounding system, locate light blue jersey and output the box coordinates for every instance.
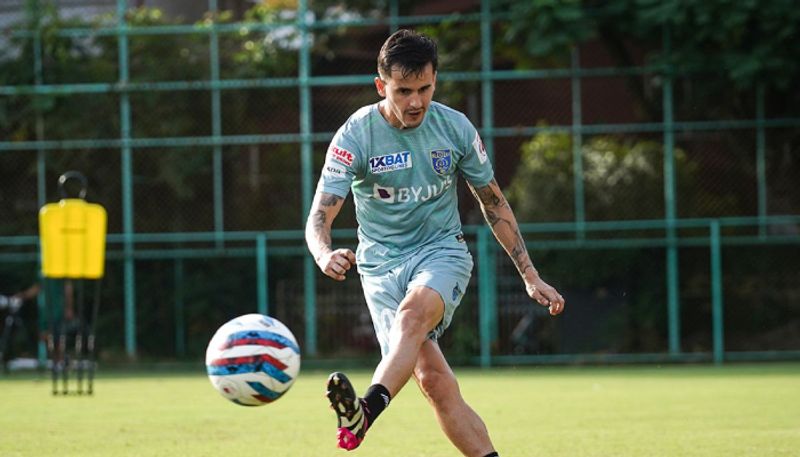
[317,101,494,275]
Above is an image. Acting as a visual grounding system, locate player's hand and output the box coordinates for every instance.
[316,248,356,281]
[525,276,565,316]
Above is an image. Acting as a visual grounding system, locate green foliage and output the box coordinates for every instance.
[501,0,592,67]
[628,0,800,90]
[506,131,701,222]
[218,5,300,77]
[416,21,482,110]
[0,4,306,233]
[419,20,481,72]
[505,131,737,351]
[501,0,800,91]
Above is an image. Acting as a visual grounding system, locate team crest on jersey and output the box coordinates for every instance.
[369,151,412,174]
[430,149,452,175]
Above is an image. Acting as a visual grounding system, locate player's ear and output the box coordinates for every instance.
[374,77,386,97]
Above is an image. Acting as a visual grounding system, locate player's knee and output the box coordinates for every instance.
[416,368,458,407]
[395,305,436,339]
[395,287,444,334]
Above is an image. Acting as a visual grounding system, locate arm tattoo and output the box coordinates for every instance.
[483,207,501,226]
[319,193,342,207]
[307,193,343,260]
[311,193,343,232]
[311,208,327,232]
[471,181,534,277]
[510,232,534,276]
[471,180,507,228]
[473,180,502,207]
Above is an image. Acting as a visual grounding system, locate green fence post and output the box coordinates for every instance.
[32,8,45,210]
[298,0,316,357]
[710,221,724,364]
[662,26,680,356]
[31,0,48,365]
[571,47,585,240]
[256,234,269,316]
[174,258,185,357]
[480,0,499,343]
[209,0,225,247]
[389,0,399,32]
[117,0,137,358]
[756,84,767,239]
[480,0,494,164]
[477,226,496,368]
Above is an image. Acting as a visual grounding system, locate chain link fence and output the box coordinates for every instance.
[1,1,799,366]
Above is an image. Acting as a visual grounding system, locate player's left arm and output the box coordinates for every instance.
[468,179,565,315]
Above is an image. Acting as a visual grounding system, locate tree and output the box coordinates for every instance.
[498,0,800,116]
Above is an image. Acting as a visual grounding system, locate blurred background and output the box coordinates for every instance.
[0,0,798,369]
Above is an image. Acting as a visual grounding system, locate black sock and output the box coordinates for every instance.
[362,383,391,424]
[483,453,499,457]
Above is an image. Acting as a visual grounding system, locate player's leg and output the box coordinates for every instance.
[370,285,444,395]
[326,243,472,451]
[327,285,444,450]
[414,339,496,457]
[371,243,473,397]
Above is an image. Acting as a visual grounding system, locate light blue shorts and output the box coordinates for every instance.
[360,242,473,356]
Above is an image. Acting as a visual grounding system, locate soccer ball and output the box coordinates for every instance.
[205,313,301,406]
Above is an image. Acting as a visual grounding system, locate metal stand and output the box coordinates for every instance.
[49,279,101,395]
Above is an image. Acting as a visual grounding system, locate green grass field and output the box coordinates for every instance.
[1,364,798,456]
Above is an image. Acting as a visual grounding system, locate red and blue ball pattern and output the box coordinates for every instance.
[206,315,301,406]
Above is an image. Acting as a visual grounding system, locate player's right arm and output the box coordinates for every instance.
[305,191,356,281]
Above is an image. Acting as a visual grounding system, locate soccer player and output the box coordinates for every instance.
[305,29,565,456]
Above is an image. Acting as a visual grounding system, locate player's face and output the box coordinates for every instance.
[375,63,436,129]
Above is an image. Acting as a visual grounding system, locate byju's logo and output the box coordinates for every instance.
[372,175,453,204]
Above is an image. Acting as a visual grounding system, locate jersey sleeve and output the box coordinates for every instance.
[315,126,361,198]
[457,120,494,187]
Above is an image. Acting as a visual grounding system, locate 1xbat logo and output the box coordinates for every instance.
[369,151,412,174]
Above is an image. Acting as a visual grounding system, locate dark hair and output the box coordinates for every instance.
[377,29,438,79]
